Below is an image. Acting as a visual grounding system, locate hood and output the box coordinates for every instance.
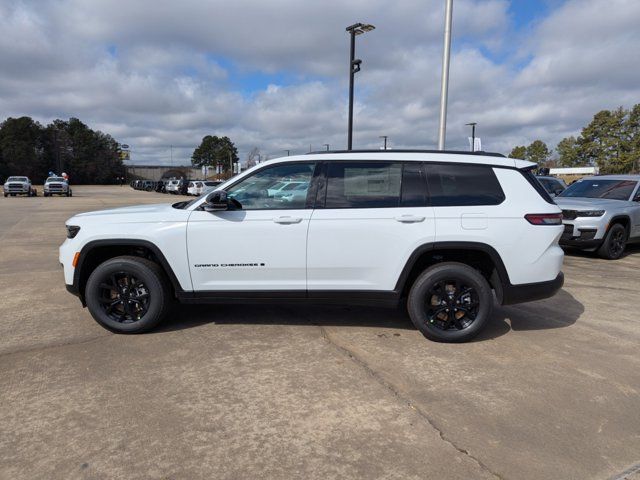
[554,197,632,210]
[74,203,176,219]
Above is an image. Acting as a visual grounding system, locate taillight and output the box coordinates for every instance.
[525,213,563,225]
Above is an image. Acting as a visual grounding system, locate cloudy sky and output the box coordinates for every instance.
[1,0,639,165]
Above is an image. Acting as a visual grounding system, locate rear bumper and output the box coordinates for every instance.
[501,272,564,306]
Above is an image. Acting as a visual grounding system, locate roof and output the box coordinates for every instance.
[308,149,506,158]
[258,150,533,170]
[580,174,640,181]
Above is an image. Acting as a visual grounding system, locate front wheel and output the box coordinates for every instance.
[597,223,626,260]
[85,256,171,333]
[407,262,493,343]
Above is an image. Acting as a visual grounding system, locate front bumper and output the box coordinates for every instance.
[559,221,604,249]
[501,272,564,306]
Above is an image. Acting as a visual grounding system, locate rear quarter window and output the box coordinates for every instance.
[425,164,505,206]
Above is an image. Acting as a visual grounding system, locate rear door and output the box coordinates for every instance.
[306,161,435,292]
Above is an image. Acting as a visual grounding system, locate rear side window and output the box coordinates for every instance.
[521,169,555,204]
[325,162,402,208]
[425,164,505,206]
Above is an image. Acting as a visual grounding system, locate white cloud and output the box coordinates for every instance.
[0,0,639,164]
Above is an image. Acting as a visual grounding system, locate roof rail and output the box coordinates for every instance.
[305,149,506,158]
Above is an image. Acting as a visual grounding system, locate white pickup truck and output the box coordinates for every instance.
[3,176,37,197]
[44,176,72,197]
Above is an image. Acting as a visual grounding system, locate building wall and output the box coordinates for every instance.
[125,165,202,181]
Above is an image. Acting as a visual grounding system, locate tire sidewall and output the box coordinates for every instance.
[85,258,167,333]
[408,263,493,343]
[600,224,626,260]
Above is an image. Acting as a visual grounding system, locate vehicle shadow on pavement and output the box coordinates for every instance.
[563,243,640,260]
[157,290,583,342]
[158,303,416,333]
[479,289,584,341]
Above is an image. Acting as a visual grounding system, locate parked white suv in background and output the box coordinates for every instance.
[60,150,564,342]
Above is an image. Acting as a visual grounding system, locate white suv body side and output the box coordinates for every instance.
[60,151,564,340]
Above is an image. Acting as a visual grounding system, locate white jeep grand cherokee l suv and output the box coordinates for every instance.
[60,150,564,342]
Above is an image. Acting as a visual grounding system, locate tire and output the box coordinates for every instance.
[4,193,8,197]
[597,223,627,260]
[85,256,171,333]
[407,262,494,343]
[44,192,49,197]
[69,190,73,197]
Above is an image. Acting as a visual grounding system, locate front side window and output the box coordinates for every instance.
[227,162,316,210]
[559,179,638,201]
[325,162,402,208]
[426,164,505,206]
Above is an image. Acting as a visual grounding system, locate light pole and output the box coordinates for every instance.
[379,135,388,150]
[284,150,290,156]
[346,22,375,151]
[323,144,330,151]
[465,122,477,152]
[437,0,454,150]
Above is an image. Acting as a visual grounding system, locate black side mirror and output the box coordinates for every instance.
[203,190,230,212]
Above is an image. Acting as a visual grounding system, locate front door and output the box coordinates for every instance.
[187,162,317,291]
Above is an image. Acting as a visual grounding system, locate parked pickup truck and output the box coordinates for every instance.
[3,176,37,197]
[44,176,72,197]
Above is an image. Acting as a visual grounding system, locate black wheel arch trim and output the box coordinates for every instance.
[394,241,511,292]
[394,241,562,306]
[72,239,185,304]
[608,216,631,236]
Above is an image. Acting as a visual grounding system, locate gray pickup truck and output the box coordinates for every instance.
[555,175,640,259]
[3,176,37,197]
[43,176,72,197]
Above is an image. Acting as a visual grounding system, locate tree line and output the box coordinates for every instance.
[0,116,124,184]
[509,104,640,173]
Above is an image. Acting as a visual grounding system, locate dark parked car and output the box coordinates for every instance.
[536,176,567,197]
[155,180,167,193]
[141,180,155,191]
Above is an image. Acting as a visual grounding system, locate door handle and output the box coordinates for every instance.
[273,216,303,224]
[394,215,425,223]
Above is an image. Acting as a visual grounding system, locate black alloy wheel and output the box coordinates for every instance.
[85,256,171,333]
[598,223,626,260]
[425,279,480,331]
[407,262,493,343]
[97,272,151,324]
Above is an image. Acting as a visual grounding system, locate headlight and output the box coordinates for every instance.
[576,210,605,217]
[66,225,81,238]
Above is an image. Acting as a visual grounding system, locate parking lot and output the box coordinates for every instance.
[1,185,639,480]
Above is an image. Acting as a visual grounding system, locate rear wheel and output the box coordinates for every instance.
[85,256,171,333]
[407,262,493,343]
[597,223,626,260]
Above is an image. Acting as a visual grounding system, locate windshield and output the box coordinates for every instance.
[46,177,65,182]
[7,177,28,182]
[559,179,637,201]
